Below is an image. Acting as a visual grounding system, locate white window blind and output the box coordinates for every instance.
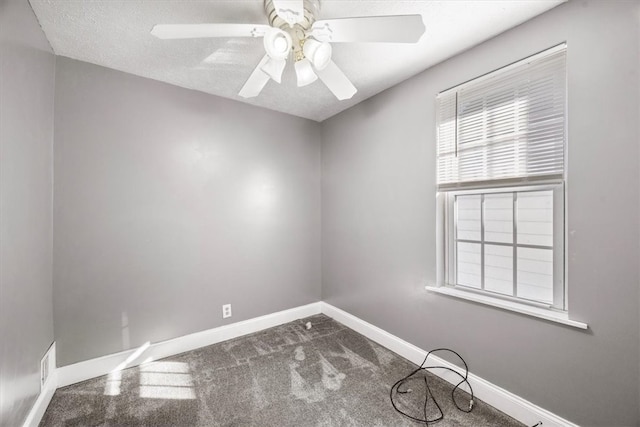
[437,45,566,188]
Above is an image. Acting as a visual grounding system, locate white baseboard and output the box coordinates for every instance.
[320,302,578,427]
[30,301,576,427]
[57,302,321,388]
[22,345,58,427]
[22,372,58,427]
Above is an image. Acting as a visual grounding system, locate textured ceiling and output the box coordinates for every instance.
[30,0,564,122]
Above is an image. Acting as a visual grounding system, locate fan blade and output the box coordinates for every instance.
[316,60,357,100]
[310,15,425,43]
[272,0,304,26]
[261,57,287,84]
[239,55,271,98]
[151,24,270,40]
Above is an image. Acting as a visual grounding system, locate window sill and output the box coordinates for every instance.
[425,286,588,330]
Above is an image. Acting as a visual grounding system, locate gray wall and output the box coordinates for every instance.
[0,0,56,425]
[53,57,321,366]
[321,1,639,425]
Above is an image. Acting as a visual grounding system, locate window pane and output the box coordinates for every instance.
[484,244,513,296]
[517,190,553,246]
[484,193,513,243]
[517,247,553,304]
[456,195,481,241]
[457,242,481,289]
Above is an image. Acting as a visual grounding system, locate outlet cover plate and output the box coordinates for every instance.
[222,304,232,319]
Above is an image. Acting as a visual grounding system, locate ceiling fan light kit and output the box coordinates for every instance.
[295,58,318,87]
[263,28,292,60]
[150,0,425,101]
[302,38,332,71]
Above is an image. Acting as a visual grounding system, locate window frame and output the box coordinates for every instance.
[432,44,575,321]
[443,182,566,311]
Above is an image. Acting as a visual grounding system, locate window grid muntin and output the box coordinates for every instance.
[449,184,563,309]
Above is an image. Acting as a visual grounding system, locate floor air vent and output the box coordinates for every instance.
[40,342,56,390]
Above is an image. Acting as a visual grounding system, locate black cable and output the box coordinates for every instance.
[390,348,474,425]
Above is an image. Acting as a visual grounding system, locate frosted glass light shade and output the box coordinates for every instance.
[303,38,332,70]
[295,58,317,87]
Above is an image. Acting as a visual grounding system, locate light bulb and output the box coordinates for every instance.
[273,35,288,54]
[264,28,291,61]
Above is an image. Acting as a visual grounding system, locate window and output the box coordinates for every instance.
[446,185,564,308]
[436,44,567,312]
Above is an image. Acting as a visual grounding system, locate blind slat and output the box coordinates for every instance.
[437,46,566,188]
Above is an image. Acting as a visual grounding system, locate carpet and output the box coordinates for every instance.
[40,314,524,426]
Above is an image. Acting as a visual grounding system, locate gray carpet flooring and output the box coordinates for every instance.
[41,314,524,426]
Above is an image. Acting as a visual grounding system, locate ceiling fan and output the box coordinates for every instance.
[150,0,425,101]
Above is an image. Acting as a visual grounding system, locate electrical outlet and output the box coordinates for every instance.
[222,304,232,319]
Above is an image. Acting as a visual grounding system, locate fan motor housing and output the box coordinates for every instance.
[264,0,320,60]
[264,0,320,31]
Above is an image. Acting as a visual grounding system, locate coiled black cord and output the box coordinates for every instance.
[390,348,474,425]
